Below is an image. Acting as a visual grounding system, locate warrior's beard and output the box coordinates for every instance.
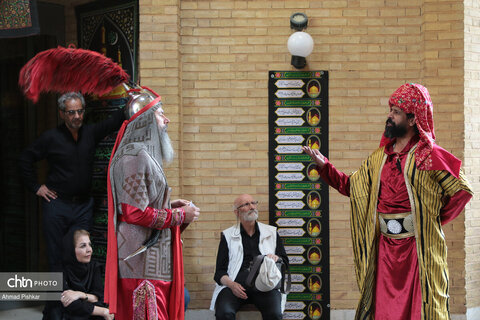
[384,118,407,139]
[159,127,174,164]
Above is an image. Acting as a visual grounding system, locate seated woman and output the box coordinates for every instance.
[61,229,114,320]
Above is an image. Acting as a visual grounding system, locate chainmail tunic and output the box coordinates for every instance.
[109,104,172,281]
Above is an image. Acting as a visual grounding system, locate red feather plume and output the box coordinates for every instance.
[18,45,129,103]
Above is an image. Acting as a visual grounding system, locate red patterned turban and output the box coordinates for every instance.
[381,83,460,176]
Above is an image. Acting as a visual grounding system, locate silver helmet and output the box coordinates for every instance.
[122,83,159,119]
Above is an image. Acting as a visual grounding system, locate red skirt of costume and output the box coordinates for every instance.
[116,279,172,320]
[375,236,421,320]
[374,147,422,320]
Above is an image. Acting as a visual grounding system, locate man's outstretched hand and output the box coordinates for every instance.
[302,146,326,170]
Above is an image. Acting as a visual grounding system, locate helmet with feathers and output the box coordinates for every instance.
[18,45,158,119]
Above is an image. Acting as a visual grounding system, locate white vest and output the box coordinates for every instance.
[210,222,286,311]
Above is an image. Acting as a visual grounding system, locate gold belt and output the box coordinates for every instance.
[378,212,415,239]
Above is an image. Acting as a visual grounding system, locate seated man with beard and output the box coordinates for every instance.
[210,194,288,320]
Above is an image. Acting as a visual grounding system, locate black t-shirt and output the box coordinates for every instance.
[18,108,124,197]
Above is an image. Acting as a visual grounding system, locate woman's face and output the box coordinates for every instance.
[75,235,92,263]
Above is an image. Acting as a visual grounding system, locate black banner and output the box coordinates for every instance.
[268,71,329,320]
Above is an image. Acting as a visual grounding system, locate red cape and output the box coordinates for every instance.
[380,135,462,179]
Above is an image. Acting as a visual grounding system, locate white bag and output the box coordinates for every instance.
[254,256,282,292]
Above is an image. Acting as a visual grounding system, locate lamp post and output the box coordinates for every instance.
[288,32,314,69]
[288,13,314,69]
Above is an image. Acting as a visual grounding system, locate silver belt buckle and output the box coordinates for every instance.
[378,212,415,239]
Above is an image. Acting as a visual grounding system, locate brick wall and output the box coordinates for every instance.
[54,0,477,314]
[174,0,471,312]
[464,0,480,311]
[422,0,467,311]
[138,1,183,192]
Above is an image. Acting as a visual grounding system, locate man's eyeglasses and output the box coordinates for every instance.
[63,109,85,116]
[236,201,259,210]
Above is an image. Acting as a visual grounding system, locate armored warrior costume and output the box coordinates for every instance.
[105,91,185,320]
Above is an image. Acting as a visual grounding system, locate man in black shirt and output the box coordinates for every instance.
[210,194,288,320]
[19,92,125,273]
